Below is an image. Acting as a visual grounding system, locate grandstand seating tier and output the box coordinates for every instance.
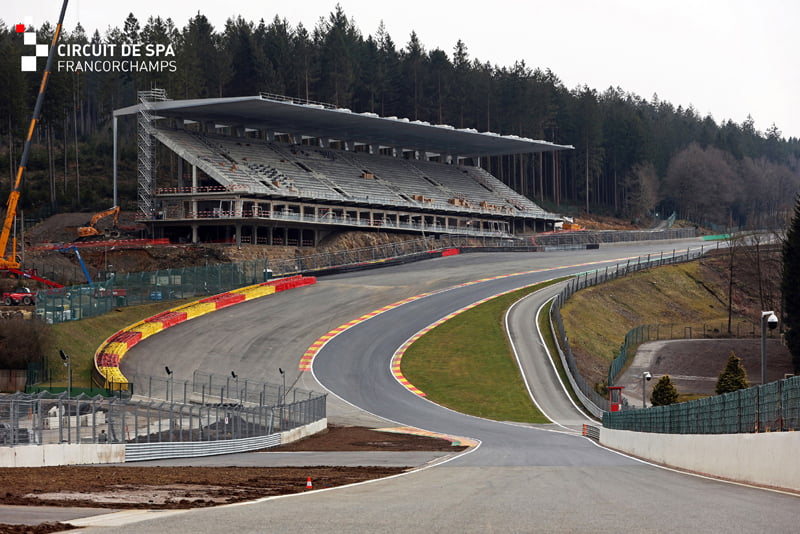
[154,128,552,219]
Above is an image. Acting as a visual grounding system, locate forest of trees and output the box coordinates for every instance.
[1,6,799,227]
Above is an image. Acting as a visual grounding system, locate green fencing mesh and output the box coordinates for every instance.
[604,375,800,434]
[35,260,272,324]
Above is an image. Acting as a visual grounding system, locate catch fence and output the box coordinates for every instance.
[34,235,515,325]
[607,320,767,387]
[549,246,708,417]
[603,375,800,434]
[0,372,326,454]
[34,228,695,325]
[535,227,695,247]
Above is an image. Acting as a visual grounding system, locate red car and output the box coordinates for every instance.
[3,287,35,306]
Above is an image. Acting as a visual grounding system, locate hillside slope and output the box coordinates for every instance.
[562,246,787,395]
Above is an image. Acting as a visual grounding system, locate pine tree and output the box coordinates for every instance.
[650,375,679,406]
[782,195,800,374]
[715,352,750,394]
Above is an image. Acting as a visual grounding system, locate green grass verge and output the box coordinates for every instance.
[402,280,563,423]
[47,298,195,388]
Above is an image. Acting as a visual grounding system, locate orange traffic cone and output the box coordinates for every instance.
[306,477,313,490]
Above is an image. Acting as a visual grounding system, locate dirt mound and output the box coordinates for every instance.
[24,212,143,245]
[318,231,422,250]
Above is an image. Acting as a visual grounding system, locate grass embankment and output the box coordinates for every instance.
[48,298,194,387]
[402,280,564,424]
[560,261,735,391]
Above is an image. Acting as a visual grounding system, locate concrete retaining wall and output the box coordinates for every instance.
[600,428,800,492]
[281,418,327,445]
[0,443,125,467]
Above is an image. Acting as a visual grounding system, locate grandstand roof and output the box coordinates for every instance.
[115,94,573,158]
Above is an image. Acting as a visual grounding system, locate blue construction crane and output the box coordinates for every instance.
[59,246,93,287]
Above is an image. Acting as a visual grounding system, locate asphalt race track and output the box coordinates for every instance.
[80,239,799,532]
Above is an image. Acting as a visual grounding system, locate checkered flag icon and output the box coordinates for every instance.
[17,16,48,72]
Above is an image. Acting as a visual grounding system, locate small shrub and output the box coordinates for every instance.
[650,374,679,406]
[715,352,749,394]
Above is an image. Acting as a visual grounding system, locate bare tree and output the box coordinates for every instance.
[623,162,659,221]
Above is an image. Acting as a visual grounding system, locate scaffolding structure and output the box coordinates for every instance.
[137,89,168,218]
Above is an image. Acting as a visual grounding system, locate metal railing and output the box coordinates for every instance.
[549,246,708,416]
[535,227,695,247]
[0,372,327,452]
[607,320,766,387]
[603,375,800,434]
[34,235,519,324]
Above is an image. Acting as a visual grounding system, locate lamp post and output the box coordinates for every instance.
[642,371,652,409]
[279,367,286,429]
[165,366,173,402]
[59,350,71,398]
[761,311,779,385]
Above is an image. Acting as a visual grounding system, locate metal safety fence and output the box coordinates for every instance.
[603,375,800,434]
[34,228,696,325]
[607,320,766,387]
[34,235,517,325]
[122,370,316,409]
[549,246,708,416]
[0,372,326,448]
[535,227,695,247]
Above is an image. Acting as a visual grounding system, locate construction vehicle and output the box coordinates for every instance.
[77,206,122,239]
[554,217,583,231]
[2,287,35,306]
[0,0,68,274]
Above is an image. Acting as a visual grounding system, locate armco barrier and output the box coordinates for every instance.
[94,275,316,389]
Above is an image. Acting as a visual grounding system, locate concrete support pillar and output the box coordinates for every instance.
[191,224,199,244]
[191,165,198,215]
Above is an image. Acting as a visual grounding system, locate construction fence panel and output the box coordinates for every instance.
[603,376,800,434]
[0,373,326,454]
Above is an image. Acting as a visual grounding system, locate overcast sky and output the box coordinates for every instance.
[5,0,799,139]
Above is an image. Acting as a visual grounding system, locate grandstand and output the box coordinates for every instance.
[113,92,572,246]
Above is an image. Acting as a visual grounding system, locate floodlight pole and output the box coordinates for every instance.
[279,367,286,429]
[60,350,71,398]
